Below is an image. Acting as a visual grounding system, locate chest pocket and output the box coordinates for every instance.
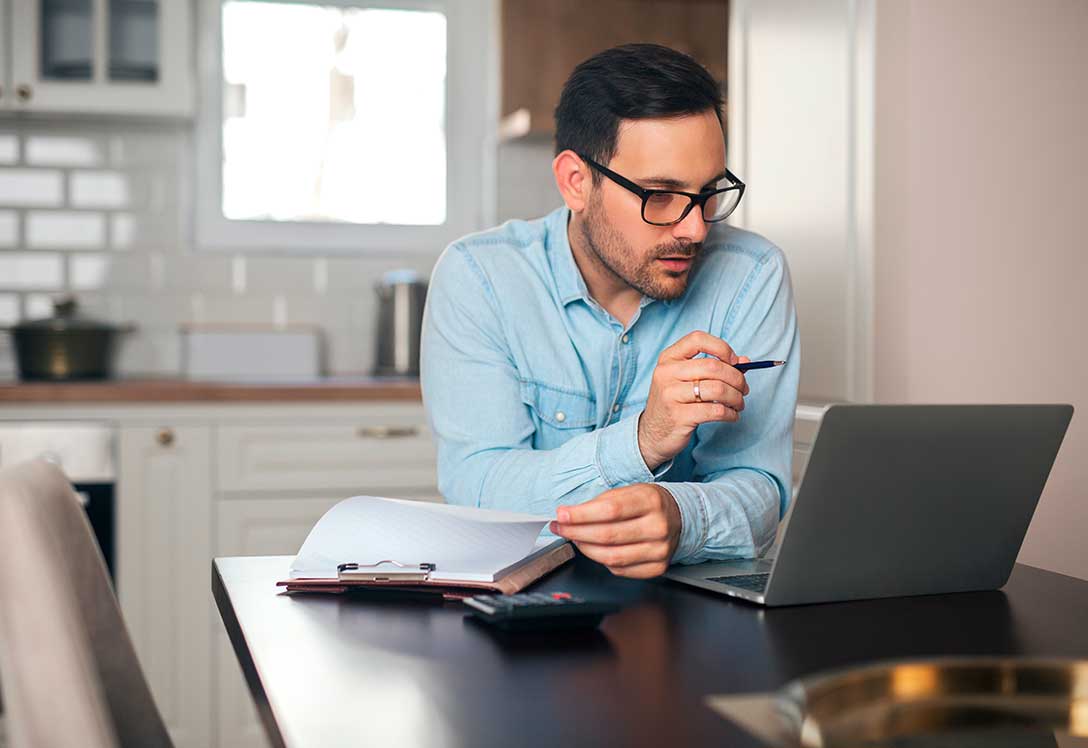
[520,380,596,448]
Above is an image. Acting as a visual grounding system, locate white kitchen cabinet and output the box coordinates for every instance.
[5,0,193,117]
[214,496,343,748]
[216,417,438,497]
[117,423,213,748]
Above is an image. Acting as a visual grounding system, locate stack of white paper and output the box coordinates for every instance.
[289,496,555,583]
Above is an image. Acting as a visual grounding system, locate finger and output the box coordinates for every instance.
[738,356,751,364]
[685,402,740,424]
[574,540,672,569]
[667,380,745,410]
[551,515,671,545]
[557,489,657,525]
[665,358,747,394]
[658,331,737,364]
[608,561,671,579]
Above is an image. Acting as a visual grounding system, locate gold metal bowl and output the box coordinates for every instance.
[775,657,1088,747]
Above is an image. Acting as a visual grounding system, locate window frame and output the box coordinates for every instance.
[194,0,498,254]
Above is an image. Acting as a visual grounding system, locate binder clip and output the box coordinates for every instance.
[336,560,437,582]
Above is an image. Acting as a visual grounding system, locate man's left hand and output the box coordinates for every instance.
[550,483,682,578]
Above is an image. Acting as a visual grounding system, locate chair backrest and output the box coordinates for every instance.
[0,459,172,748]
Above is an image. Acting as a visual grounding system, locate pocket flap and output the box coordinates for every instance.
[520,381,596,429]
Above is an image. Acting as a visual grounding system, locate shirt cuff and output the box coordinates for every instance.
[595,412,665,487]
[660,482,708,564]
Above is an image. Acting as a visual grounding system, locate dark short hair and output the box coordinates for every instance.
[554,43,723,175]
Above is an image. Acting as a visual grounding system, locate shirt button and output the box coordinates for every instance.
[612,404,620,413]
[621,334,630,344]
[555,411,566,423]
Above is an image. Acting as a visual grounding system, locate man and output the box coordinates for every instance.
[421,44,799,578]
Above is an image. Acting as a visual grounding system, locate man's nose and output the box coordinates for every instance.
[672,205,709,243]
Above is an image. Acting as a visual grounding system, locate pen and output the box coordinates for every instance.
[734,360,786,372]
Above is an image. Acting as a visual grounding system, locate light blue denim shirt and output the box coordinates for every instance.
[421,206,800,564]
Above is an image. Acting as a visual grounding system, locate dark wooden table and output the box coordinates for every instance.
[213,555,1088,748]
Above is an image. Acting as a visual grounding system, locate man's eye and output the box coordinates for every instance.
[647,193,674,205]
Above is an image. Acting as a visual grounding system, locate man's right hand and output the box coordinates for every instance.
[637,331,750,471]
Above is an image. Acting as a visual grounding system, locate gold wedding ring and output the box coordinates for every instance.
[693,380,702,403]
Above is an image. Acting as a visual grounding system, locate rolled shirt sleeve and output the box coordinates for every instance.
[662,249,800,564]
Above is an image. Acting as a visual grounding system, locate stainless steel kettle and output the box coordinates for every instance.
[373,270,427,377]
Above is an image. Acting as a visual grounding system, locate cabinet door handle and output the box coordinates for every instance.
[16,84,32,102]
[356,425,418,439]
[156,427,175,447]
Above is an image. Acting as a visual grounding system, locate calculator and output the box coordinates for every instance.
[463,592,619,631]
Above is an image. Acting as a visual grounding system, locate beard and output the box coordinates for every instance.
[577,192,701,302]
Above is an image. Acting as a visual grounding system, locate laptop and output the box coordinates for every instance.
[664,404,1074,606]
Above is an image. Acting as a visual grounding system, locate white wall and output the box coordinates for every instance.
[731,0,1088,580]
[728,0,875,403]
[874,0,1088,580]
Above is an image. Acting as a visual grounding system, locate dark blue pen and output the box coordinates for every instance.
[735,360,786,372]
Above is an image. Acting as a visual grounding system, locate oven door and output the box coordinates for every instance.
[0,422,117,582]
[72,481,116,582]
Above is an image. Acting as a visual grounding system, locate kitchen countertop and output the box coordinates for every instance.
[0,377,422,403]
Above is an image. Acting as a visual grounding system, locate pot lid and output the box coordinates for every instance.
[14,296,120,333]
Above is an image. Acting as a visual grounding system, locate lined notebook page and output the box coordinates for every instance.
[289,496,552,580]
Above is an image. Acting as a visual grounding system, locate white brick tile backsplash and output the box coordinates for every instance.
[111,213,135,249]
[70,171,130,208]
[116,328,180,375]
[323,256,436,292]
[0,211,17,247]
[0,125,437,378]
[326,327,372,375]
[0,135,17,164]
[0,169,64,207]
[24,293,56,319]
[0,293,19,324]
[157,254,236,291]
[25,135,103,167]
[109,211,180,250]
[108,130,183,167]
[26,211,106,249]
[69,253,112,290]
[245,257,316,292]
[0,253,64,290]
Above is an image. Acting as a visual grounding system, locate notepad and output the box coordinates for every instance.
[288,496,564,584]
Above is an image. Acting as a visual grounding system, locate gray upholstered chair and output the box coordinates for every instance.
[0,459,172,748]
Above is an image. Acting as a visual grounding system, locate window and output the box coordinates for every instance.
[196,0,496,253]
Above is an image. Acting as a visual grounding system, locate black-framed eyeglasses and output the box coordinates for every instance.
[580,155,746,226]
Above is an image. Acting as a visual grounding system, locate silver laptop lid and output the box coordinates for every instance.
[762,404,1073,606]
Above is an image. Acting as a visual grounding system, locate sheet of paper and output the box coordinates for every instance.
[289,496,552,579]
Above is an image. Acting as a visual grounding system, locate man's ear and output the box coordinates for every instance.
[552,149,592,213]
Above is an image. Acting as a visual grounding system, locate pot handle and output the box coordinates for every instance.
[118,322,138,334]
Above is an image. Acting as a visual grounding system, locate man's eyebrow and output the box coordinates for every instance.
[639,170,728,191]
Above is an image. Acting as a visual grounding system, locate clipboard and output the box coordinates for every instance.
[278,541,574,600]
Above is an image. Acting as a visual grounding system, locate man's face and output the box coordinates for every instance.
[579,109,727,301]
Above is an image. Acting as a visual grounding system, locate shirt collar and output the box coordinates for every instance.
[546,207,592,306]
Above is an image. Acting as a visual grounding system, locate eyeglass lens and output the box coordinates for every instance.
[643,180,742,225]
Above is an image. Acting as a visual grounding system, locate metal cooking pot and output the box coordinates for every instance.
[3,296,134,381]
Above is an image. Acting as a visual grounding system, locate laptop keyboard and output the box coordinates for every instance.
[708,573,770,593]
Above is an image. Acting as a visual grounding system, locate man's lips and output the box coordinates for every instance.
[657,256,694,272]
